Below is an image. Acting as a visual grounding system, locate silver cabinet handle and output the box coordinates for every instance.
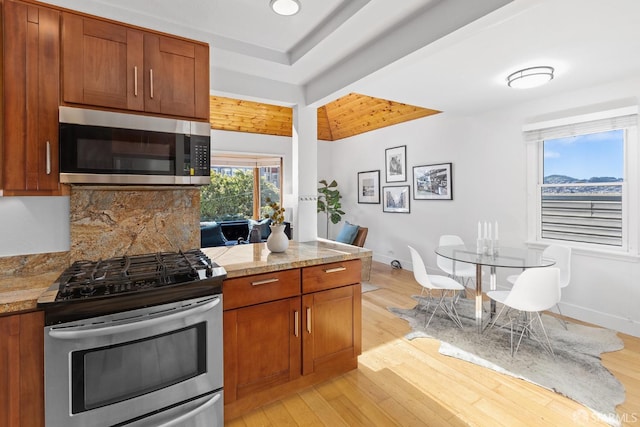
[324,267,347,273]
[294,310,299,337]
[134,66,138,96]
[149,68,154,99]
[49,297,219,340]
[251,278,279,286]
[156,393,221,427]
[306,307,311,333]
[45,141,51,175]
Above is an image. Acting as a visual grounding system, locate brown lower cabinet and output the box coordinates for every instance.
[223,260,362,419]
[0,311,44,427]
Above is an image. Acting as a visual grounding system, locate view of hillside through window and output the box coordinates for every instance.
[541,129,624,246]
[200,164,281,222]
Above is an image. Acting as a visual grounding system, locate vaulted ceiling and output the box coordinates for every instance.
[209,94,440,141]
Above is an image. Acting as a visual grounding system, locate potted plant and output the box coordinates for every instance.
[264,197,288,252]
[317,179,345,238]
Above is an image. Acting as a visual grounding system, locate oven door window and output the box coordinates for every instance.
[70,323,206,414]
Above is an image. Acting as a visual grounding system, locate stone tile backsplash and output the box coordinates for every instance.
[0,186,201,280]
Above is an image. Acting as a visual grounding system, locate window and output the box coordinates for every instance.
[201,155,282,222]
[541,130,624,246]
[524,106,639,255]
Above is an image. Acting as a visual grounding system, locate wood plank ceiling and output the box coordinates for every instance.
[209,93,440,141]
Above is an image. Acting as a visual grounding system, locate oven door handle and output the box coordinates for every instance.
[48,297,220,340]
[157,392,221,427]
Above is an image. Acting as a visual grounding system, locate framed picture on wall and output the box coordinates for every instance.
[383,185,410,213]
[385,145,406,182]
[357,170,381,204]
[412,162,453,200]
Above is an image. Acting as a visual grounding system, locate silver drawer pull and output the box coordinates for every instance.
[149,69,154,99]
[294,310,299,337]
[324,267,347,274]
[134,66,138,96]
[45,141,51,174]
[306,307,311,333]
[251,278,279,286]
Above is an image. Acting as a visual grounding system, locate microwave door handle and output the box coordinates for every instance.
[157,393,220,427]
[48,297,220,340]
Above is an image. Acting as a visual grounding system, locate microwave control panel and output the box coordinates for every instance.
[190,138,211,176]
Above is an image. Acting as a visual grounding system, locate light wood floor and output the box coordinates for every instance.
[227,261,640,426]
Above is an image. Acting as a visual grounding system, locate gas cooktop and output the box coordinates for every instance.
[39,249,227,325]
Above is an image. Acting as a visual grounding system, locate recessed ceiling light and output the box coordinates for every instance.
[270,0,301,16]
[507,66,554,89]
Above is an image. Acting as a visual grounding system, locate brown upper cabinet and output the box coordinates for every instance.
[2,0,61,195]
[61,13,209,120]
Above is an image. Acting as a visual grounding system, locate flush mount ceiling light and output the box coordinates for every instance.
[270,0,301,16]
[506,66,554,89]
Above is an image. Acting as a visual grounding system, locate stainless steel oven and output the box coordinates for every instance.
[44,295,223,427]
[39,249,226,427]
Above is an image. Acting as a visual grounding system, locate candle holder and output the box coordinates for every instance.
[476,238,483,255]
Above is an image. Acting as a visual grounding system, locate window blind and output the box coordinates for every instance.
[523,106,638,142]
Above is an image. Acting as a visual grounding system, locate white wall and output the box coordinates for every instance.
[0,196,70,256]
[318,76,640,337]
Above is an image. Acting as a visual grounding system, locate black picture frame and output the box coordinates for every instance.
[383,185,410,213]
[385,145,406,182]
[357,170,381,204]
[412,163,453,200]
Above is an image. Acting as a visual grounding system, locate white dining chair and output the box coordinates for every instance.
[436,235,479,289]
[408,245,465,329]
[488,267,561,357]
[506,244,571,328]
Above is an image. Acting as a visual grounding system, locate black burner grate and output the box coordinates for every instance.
[55,249,215,300]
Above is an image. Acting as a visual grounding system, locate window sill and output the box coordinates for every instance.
[525,240,640,263]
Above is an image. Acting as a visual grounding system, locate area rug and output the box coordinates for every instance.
[389,296,625,426]
[361,282,380,293]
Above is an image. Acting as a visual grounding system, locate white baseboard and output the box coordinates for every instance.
[558,302,640,338]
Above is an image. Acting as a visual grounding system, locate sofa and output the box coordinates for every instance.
[201,219,292,247]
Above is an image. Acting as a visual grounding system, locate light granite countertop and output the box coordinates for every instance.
[1,240,371,315]
[202,239,372,278]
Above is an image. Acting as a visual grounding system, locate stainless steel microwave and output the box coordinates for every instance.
[59,107,211,185]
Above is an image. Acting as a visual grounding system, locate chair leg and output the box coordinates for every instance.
[510,311,555,357]
[423,289,463,329]
[488,303,507,329]
[554,303,568,330]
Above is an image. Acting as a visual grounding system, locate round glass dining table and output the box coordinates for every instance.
[434,245,556,332]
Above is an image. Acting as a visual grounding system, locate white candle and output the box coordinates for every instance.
[484,221,487,239]
[495,221,499,240]
[488,222,492,240]
[478,221,481,240]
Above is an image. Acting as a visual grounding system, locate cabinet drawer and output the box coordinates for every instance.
[302,259,361,294]
[223,269,301,310]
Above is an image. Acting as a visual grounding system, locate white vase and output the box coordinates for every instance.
[267,224,289,253]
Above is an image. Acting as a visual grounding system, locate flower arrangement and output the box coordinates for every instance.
[264,197,285,225]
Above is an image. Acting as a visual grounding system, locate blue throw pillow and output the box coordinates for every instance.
[248,218,272,240]
[200,222,227,247]
[335,221,359,245]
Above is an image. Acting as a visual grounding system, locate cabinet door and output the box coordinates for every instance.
[144,34,209,119]
[223,297,301,403]
[62,13,144,111]
[0,311,45,427]
[3,1,60,193]
[302,284,361,375]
